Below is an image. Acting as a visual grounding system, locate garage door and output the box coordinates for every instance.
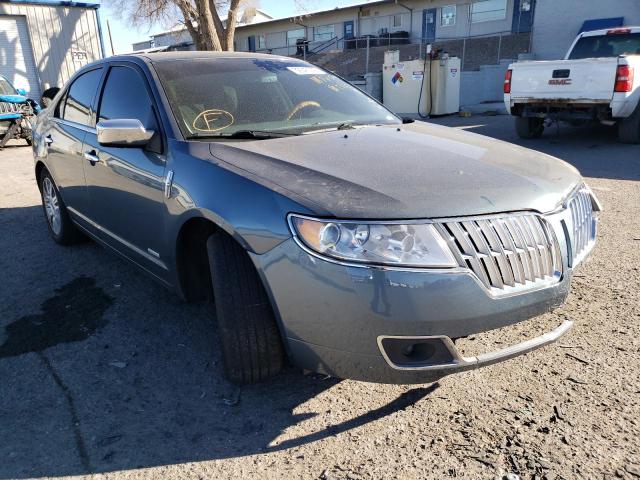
[0,15,41,100]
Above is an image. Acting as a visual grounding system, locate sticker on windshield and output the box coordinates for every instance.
[287,66,326,75]
[192,109,235,132]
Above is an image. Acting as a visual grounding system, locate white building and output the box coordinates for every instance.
[531,0,640,60]
[0,0,104,100]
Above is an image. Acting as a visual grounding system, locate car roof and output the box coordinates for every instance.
[112,51,295,64]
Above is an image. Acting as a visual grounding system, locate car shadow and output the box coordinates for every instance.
[429,115,640,182]
[0,205,439,478]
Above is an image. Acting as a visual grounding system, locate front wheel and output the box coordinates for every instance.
[207,233,285,384]
[515,116,544,139]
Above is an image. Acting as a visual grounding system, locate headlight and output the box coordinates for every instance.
[289,215,458,268]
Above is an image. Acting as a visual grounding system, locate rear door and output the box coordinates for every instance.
[46,67,104,218]
[510,58,619,102]
[82,62,168,277]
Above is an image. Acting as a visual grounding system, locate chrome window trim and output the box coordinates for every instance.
[52,117,97,135]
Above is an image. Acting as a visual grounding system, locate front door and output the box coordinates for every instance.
[82,63,168,278]
[422,8,437,43]
[344,20,355,39]
[46,67,104,218]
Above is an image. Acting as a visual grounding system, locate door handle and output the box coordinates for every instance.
[84,150,100,164]
[45,135,53,145]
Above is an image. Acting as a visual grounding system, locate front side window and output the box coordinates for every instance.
[154,57,399,139]
[98,66,157,131]
[62,68,103,126]
[441,5,456,26]
[470,0,507,23]
[314,25,335,42]
[569,33,640,59]
[287,28,305,45]
[0,77,17,95]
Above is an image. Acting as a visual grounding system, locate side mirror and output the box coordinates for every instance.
[16,88,27,96]
[402,117,415,124]
[96,119,154,147]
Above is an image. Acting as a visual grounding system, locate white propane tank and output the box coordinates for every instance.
[382,57,431,116]
[430,57,461,115]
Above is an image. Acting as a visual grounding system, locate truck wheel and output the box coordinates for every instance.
[207,233,284,384]
[618,107,640,144]
[39,169,85,245]
[515,116,544,139]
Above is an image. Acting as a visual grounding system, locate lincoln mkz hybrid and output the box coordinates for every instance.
[32,52,600,384]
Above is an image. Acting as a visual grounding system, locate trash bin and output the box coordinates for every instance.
[296,38,309,56]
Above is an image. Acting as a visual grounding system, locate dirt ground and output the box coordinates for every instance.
[0,116,639,480]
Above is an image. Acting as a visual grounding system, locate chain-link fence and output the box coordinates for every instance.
[265,31,531,80]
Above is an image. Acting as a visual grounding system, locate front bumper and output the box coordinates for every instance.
[251,235,574,384]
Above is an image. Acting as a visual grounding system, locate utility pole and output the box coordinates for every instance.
[106,19,115,56]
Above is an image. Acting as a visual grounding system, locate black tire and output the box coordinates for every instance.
[515,116,544,139]
[39,169,85,245]
[207,233,284,384]
[618,106,640,144]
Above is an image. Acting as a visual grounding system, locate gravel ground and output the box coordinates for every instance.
[0,116,639,480]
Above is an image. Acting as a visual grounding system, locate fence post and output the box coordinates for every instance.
[461,37,466,71]
[366,35,370,75]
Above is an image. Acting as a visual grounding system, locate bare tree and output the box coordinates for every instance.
[111,0,249,51]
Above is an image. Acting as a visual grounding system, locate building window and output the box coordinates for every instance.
[393,14,402,28]
[470,0,507,23]
[287,28,305,45]
[258,35,266,49]
[441,5,456,26]
[314,25,335,42]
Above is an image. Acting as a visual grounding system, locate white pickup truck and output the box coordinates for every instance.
[504,27,640,143]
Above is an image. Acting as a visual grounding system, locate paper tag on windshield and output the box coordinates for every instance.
[287,66,326,75]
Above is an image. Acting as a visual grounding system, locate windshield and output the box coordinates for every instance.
[154,57,400,138]
[569,32,640,59]
[0,77,17,96]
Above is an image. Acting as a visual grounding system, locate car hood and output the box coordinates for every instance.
[208,122,582,219]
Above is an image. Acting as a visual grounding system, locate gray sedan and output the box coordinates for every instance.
[32,52,600,384]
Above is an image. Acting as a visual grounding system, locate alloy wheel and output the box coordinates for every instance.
[42,177,62,235]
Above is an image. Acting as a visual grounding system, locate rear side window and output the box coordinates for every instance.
[61,68,103,126]
[569,32,640,59]
[98,66,158,131]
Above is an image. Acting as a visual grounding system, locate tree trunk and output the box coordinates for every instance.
[198,0,223,50]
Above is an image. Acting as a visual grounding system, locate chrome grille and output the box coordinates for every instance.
[0,102,20,114]
[435,214,562,294]
[568,187,597,266]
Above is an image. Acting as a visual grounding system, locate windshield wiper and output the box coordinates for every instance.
[188,130,301,140]
[336,122,356,130]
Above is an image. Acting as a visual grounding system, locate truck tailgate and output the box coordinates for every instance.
[510,58,618,102]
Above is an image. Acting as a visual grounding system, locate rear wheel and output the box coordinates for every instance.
[618,106,640,144]
[39,170,84,245]
[515,116,544,139]
[207,233,284,384]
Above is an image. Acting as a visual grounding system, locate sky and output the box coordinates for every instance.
[99,0,373,54]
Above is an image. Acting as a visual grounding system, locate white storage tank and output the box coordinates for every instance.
[430,56,461,115]
[382,50,460,117]
[382,52,431,116]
